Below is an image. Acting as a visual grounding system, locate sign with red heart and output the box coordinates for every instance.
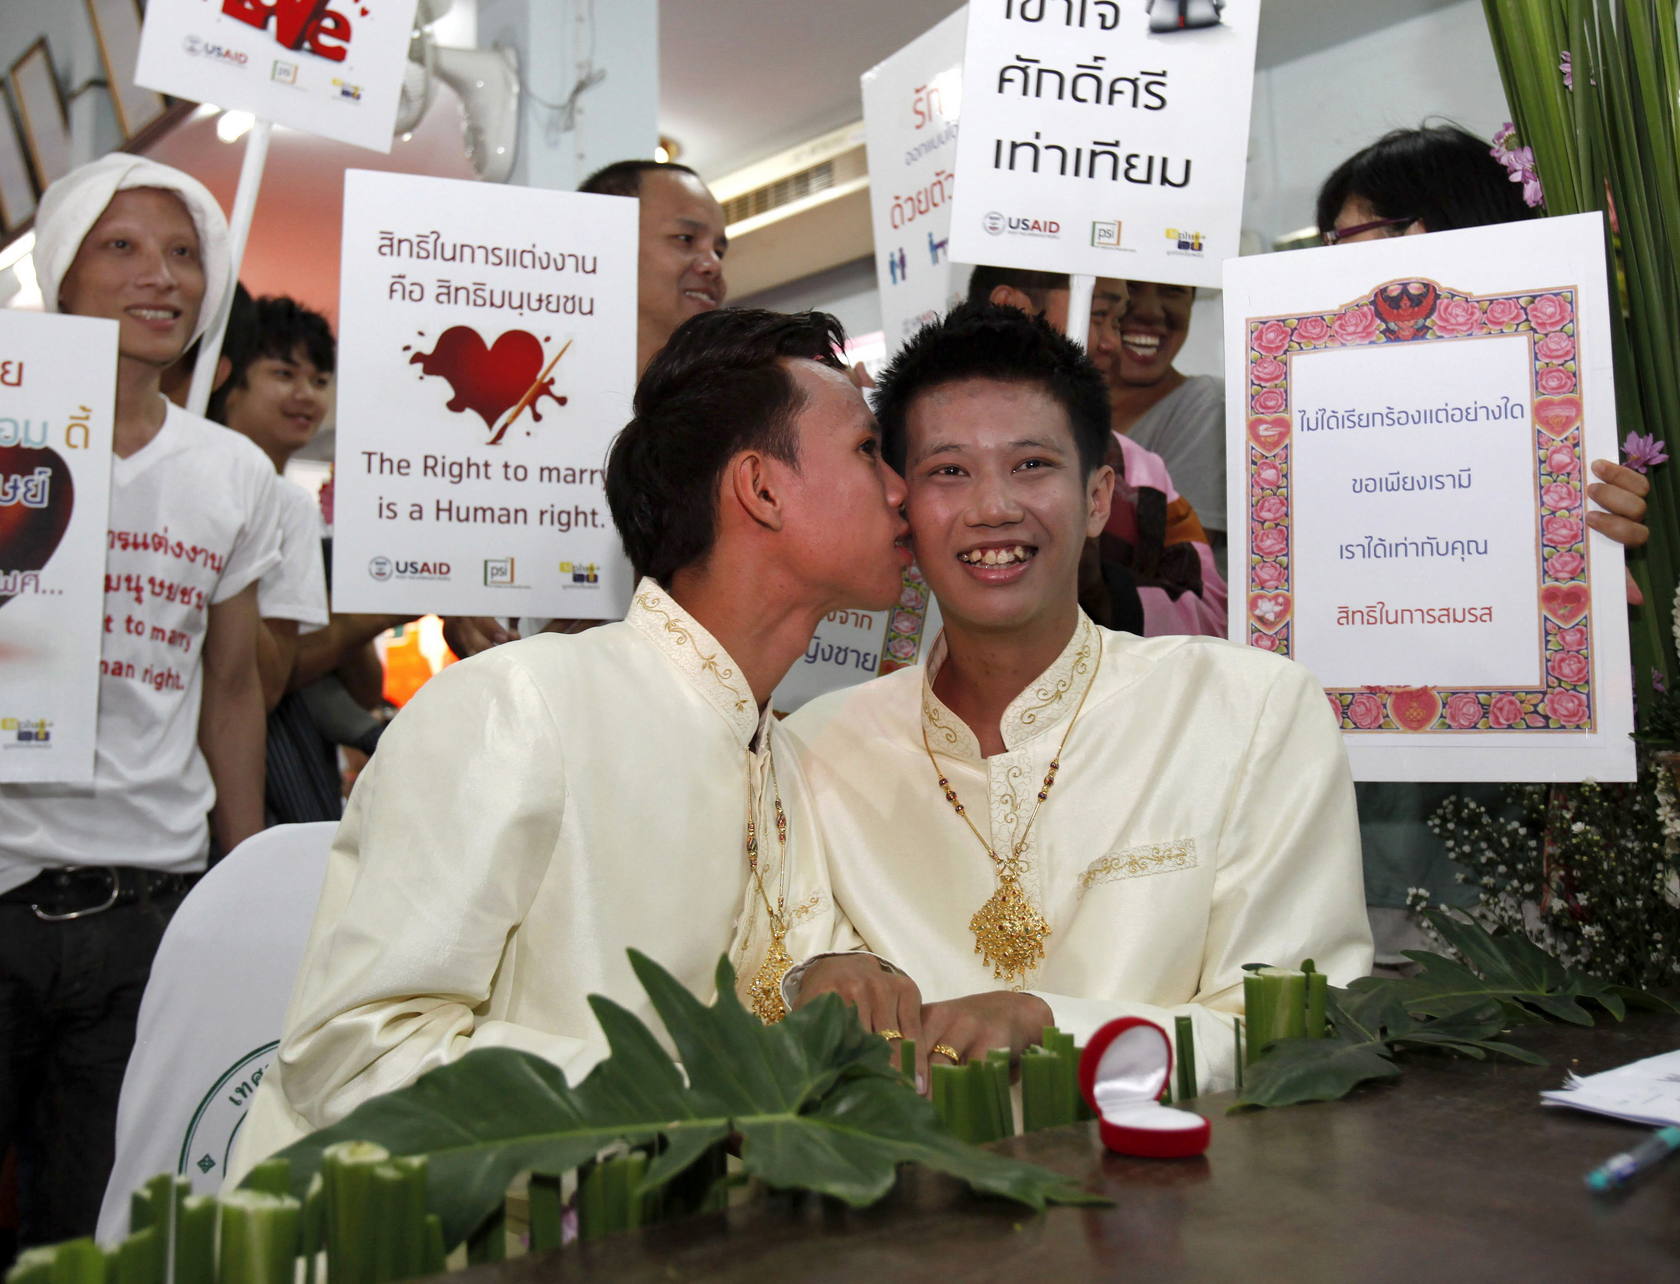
[0,309,117,785]
[1223,213,1634,783]
[332,170,638,619]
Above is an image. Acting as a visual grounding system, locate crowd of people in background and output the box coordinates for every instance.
[0,120,1656,1259]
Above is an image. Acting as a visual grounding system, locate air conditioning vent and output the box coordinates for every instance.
[722,160,835,225]
[708,122,872,298]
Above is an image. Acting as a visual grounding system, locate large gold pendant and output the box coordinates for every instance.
[970,876,1052,985]
[747,929,793,1024]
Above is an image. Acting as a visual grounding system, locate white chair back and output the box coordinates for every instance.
[95,823,335,1243]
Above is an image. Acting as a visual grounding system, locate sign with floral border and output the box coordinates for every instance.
[1244,278,1594,734]
[1221,214,1634,783]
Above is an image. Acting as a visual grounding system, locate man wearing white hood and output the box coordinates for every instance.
[0,155,280,1249]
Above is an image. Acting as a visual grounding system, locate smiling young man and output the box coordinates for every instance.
[786,304,1372,1090]
[230,308,921,1177]
[0,155,280,1250]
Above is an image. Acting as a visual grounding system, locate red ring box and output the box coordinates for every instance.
[1078,1016,1212,1158]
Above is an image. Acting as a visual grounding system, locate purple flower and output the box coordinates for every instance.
[1561,50,1573,90]
[1652,667,1667,695]
[1622,431,1669,474]
[1490,127,1545,208]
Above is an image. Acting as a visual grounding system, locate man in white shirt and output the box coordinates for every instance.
[787,304,1373,1092]
[0,155,280,1250]
[230,307,920,1177]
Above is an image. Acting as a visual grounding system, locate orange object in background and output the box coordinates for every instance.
[382,626,433,708]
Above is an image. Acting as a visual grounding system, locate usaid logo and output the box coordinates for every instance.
[368,556,393,581]
[986,213,1062,240]
[182,35,249,66]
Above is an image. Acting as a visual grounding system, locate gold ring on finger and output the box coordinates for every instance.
[878,1028,904,1041]
[931,1043,961,1062]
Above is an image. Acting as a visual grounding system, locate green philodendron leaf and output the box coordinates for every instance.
[252,951,1099,1244]
[1238,912,1676,1108]
[1231,1031,1400,1110]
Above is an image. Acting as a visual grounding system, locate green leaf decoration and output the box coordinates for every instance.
[1235,912,1665,1109]
[253,951,1100,1244]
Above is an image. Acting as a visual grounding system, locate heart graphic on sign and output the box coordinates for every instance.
[1541,581,1590,626]
[0,445,74,608]
[1388,686,1441,731]
[1248,592,1291,632]
[1247,416,1290,455]
[1533,395,1582,438]
[409,326,568,444]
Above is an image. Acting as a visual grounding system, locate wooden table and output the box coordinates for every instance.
[464,1015,1680,1282]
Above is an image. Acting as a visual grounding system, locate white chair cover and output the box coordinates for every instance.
[95,823,335,1243]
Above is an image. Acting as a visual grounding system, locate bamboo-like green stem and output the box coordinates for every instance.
[898,1037,917,1081]
[465,1202,507,1266]
[367,1159,428,1283]
[18,1240,106,1284]
[1233,1017,1244,1090]
[239,1159,291,1200]
[217,1191,301,1284]
[1020,1048,1058,1132]
[117,1227,162,1284]
[300,1174,323,1284]
[174,1197,216,1284]
[1174,1015,1198,1102]
[321,1140,391,1284]
[1305,972,1329,1038]
[527,1173,564,1254]
[422,1216,447,1278]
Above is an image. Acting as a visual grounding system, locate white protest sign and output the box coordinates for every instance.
[772,573,943,715]
[863,7,969,351]
[0,313,116,784]
[135,0,418,152]
[1223,213,1633,782]
[332,170,637,618]
[948,0,1258,288]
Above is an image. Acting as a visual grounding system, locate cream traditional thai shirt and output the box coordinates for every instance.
[785,614,1372,1093]
[231,581,830,1177]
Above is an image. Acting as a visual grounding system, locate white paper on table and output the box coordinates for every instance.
[1222,213,1634,784]
[947,0,1259,289]
[862,6,970,353]
[331,171,638,618]
[0,312,117,785]
[1540,1047,1680,1127]
[135,0,418,153]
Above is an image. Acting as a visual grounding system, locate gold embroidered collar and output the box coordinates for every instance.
[625,578,765,748]
[920,613,1099,760]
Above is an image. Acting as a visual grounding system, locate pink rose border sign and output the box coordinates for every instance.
[1243,277,1595,734]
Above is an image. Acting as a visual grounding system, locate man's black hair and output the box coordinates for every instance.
[871,302,1110,480]
[965,264,1070,309]
[579,159,703,198]
[1315,123,1534,239]
[209,293,335,423]
[605,308,848,585]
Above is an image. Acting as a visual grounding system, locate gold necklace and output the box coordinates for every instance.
[744,752,792,1024]
[922,626,1102,987]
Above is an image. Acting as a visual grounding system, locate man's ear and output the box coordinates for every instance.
[213,355,233,392]
[987,283,1035,313]
[1085,463,1116,537]
[727,450,786,532]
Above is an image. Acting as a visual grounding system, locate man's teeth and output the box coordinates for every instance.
[1122,333,1160,355]
[131,308,176,320]
[960,545,1032,566]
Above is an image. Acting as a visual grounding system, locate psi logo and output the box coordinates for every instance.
[1091,220,1123,249]
[483,557,516,587]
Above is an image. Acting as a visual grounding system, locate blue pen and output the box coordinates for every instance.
[1584,1125,1680,1192]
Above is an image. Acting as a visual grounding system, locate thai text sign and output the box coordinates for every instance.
[948,0,1259,288]
[862,7,969,351]
[332,170,637,617]
[1223,213,1633,782]
[135,0,418,152]
[0,312,116,784]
